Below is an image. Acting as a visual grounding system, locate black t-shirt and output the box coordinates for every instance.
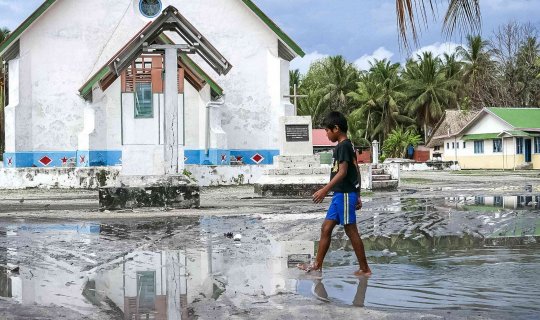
[330,139,360,193]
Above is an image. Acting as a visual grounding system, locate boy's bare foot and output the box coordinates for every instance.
[354,268,372,277]
[297,262,322,272]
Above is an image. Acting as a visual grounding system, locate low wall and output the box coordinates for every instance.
[0,167,121,189]
[0,165,269,189]
[400,161,456,171]
[379,163,400,185]
[183,165,269,187]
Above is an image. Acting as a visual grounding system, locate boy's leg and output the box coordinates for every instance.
[344,224,371,276]
[312,219,338,270]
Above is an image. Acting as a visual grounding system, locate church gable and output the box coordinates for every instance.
[0,0,304,60]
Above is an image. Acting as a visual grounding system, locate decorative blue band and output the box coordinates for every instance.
[3,151,122,168]
[185,149,279,165]
[3,149,279,168]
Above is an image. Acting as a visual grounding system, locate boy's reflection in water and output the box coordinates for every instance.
[311,277,368,307]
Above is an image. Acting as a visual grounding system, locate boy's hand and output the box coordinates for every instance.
[312,188,328,203]
[355,197,363,210]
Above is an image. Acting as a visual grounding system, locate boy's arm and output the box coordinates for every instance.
[312,162,348,203]
[352,149,362,209]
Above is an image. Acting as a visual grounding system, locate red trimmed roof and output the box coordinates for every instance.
[313,129,337,147]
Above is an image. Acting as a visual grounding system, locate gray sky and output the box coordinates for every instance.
[1,0,539,73]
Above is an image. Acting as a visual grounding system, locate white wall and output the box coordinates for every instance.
[10,0,291,153]
[4,58,19,152]
[466,113,512,134]
[163,0,291,150]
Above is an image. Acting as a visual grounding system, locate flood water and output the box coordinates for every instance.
[0,195,539,319]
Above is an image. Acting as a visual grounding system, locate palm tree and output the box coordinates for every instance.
[366,59,413,142]
[297,89,326,127]
[404,52,459,141]
[289,69,301,92]
[396,0,481,47]
[441,52,464,108]
[457,35,494,108]
[347,73,382,141]
[321,55,359,114]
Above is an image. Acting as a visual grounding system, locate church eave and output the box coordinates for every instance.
[0,0,57,58]
[240,0,305,58]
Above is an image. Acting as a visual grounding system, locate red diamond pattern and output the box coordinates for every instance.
[251,153,264,164]
[39,156,52,166]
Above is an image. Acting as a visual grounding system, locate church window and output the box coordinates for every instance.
[139,0,162,18]
[135,83,153,118]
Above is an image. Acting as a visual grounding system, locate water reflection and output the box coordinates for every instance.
[298,277,368,307]
[89,251,192,319]
[445,195,540,210]
[0,218,539,318]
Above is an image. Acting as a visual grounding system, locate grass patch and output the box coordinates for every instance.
[401,178,434,184]
[361,191,374,197]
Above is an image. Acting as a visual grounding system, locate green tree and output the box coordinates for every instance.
[457,35,495,108]
[515,37,540,106]
[382,127,422,158]
[368,59,413,142]
[347,73,382,141]
[297,88,326,127]
[289,69,301,92]
[320,55,359,114]
[403,52,458,141]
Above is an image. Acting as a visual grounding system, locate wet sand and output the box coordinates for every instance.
[0,171,538,319]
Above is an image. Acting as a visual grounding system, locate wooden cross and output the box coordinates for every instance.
[283,84,307,116]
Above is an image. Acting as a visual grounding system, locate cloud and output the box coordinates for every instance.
[411,42,461,59]
[290,51,329,74]
[354,47,395,70]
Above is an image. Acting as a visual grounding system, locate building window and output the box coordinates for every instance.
[434,146,440,151]
[139,0,162,18]
[474,140,484,154]
[457,142,460,149]
[135,83,153,118]
[516,137,524,154]
[452,142,455,149]
[463,142,466,149]
[493,139,502,153]
[535,137,540,154]
[447,143,449,149]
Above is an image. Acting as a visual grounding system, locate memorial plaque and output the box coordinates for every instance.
[285,124,310,142]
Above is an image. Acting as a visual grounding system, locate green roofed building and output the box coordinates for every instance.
[427,107,540,170]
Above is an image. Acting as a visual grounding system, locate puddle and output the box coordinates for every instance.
[0,213,539,319]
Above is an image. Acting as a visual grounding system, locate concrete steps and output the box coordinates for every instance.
[372,174,391,181]
[372,179,399,190]
[370,164,398,191]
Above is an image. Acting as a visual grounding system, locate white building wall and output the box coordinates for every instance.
[8,0,294,156]
[466,114,512,134]
[17,0,137,151]
[163,0,291,150]
[4,58,20,152]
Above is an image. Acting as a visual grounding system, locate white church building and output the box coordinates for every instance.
[0,0,304,175]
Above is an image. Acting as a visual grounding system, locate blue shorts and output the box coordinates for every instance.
[326,192,358,225]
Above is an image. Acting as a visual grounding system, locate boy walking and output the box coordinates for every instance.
[299,111,371,276]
